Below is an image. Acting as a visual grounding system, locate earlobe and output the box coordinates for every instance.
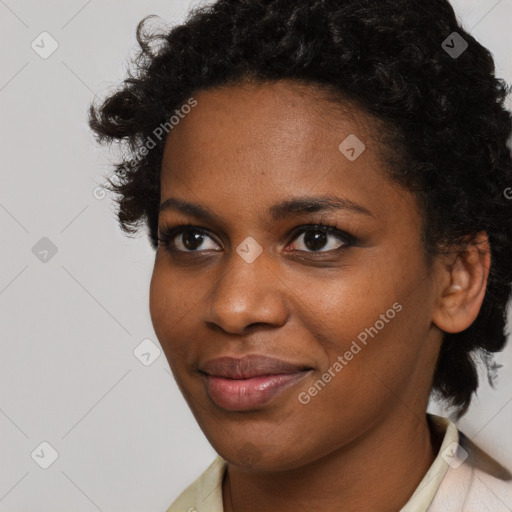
[432,232,491,334]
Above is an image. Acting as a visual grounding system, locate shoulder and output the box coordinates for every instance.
[428,430,512,511]
[165,455,227,512]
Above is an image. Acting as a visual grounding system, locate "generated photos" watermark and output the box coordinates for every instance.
[298,302,403,404]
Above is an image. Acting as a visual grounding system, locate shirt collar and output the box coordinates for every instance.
[399,413,459,511]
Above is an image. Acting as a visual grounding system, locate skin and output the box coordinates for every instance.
[149,80,490,512]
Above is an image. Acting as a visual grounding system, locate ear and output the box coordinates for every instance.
[432,231,491,334]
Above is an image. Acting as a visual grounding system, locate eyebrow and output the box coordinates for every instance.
[159,195,374,222]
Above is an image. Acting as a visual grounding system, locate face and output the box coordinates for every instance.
[149,80,445,471]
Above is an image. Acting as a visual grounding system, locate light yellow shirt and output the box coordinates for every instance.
[166,414,512,511]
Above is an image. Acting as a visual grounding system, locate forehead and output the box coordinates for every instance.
[164,80,372,152]
[159,80,416,227]
[162,81,380,179]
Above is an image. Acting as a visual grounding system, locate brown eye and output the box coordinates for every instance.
[288,225,354,253]
[158,227,220,252]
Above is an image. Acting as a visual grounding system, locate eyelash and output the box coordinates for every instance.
[157,221,357,255]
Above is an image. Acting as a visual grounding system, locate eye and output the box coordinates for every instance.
[157,224,220,253]
[287,223,354,253]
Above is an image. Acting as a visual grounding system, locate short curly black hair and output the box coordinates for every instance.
[88,0,512,418]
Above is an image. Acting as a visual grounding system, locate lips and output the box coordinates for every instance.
[199,354,311,379]
[199,354,313,410]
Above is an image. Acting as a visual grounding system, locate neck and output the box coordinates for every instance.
[222,411,440,512]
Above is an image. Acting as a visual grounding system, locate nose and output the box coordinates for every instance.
[204,249,289,334]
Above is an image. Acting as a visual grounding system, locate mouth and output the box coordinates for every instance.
[198,354,313,411]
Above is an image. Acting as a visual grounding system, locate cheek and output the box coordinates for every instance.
[149,256,197,330]
[301,262,400,343]
[291,303,422,452]
[149,257,212,383]
[149,262,169,336]
[149,260,189,360]
[300,255,432,389]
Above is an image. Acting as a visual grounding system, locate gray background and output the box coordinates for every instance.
[1,0,511,510]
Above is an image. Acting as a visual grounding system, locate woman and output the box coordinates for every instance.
[88,0,512,510]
